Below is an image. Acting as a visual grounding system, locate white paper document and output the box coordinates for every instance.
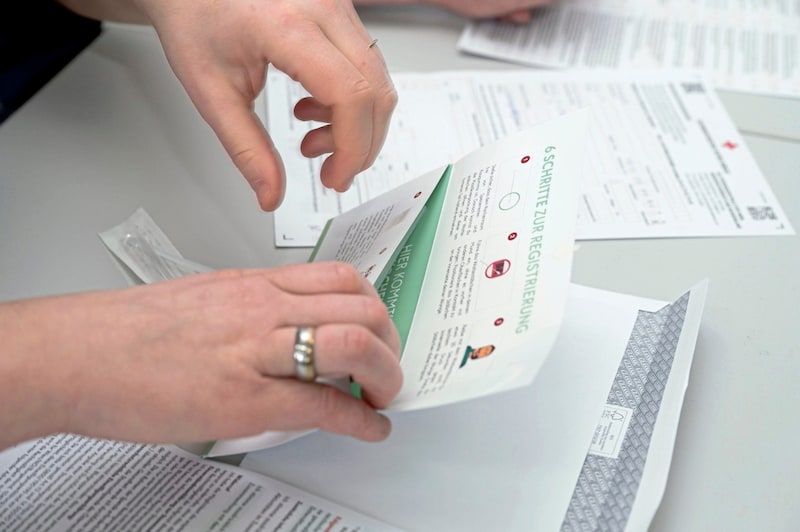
[457,0,800,98]
[242,281,708,532]
[0,436,400,531]
[267,69,792,247]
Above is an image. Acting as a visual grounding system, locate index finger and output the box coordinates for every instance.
[175,59,288,212]
[208,95,288,211]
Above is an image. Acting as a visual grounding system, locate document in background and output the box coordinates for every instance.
[267,69,792,247]
[458,0,800,98]
[0,436,401,531]
[241,281,708,532]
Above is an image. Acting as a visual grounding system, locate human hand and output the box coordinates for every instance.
[355,0,555,23]
[134,0,398,211]
[1,263,402,448]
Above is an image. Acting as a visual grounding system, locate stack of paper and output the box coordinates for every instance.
[267,69,792,247]
[458,0,800,97]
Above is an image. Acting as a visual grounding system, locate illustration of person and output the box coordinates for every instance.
[459,344,496,368]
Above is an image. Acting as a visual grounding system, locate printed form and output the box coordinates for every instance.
[458,0,800,97]
[0,436,400,531]
[268,69,792,247]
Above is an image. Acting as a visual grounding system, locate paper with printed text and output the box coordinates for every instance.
[268,69,792,247]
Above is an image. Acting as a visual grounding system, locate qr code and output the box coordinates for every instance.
[682,82,705,93]
[748,206,777,220]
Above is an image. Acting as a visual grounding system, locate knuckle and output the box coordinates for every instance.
[213,268,249,281]
[318,384,372,437]
[330,262,362,290]
[379,83,398,113]
[347,75,375,103]
[340,325,373,355]
[223,271,283,309]
[354,404,376,436]
[390,364,404,396]
[361,296,390,324]
[314,0,338,12]
[230,146,260,175]
[347,78,397,119]
[210,268,256,298]
[274,4,306,28]
[314,384,344,421]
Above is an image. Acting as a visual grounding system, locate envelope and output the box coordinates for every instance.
[240,281,707,532]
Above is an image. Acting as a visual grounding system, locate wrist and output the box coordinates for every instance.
[0,297,79,448]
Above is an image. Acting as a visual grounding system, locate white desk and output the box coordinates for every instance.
[1,9,798,531]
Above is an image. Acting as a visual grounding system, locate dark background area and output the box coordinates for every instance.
[1,1,101,123]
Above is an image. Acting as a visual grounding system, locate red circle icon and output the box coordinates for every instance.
[521,155,530,164]
[508,232,517,240]
[485,259,511,279]
[494,317,504,326]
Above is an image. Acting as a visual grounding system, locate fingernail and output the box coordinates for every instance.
[376,414,392,440]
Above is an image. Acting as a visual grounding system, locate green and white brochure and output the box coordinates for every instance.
[311,110,588,411]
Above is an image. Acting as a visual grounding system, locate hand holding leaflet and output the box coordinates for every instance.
[102,110,589,455]
[206,111,588,455]
[310,110,588,411]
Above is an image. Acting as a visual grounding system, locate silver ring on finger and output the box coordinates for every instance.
[293,326,317,382]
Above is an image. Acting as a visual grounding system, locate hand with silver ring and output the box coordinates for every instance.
[0,262,403,451]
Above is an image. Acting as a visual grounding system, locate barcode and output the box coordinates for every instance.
[681,82,705,93]
[747,206,777,221]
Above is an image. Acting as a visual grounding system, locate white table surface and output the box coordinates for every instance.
[1,8,798,532]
